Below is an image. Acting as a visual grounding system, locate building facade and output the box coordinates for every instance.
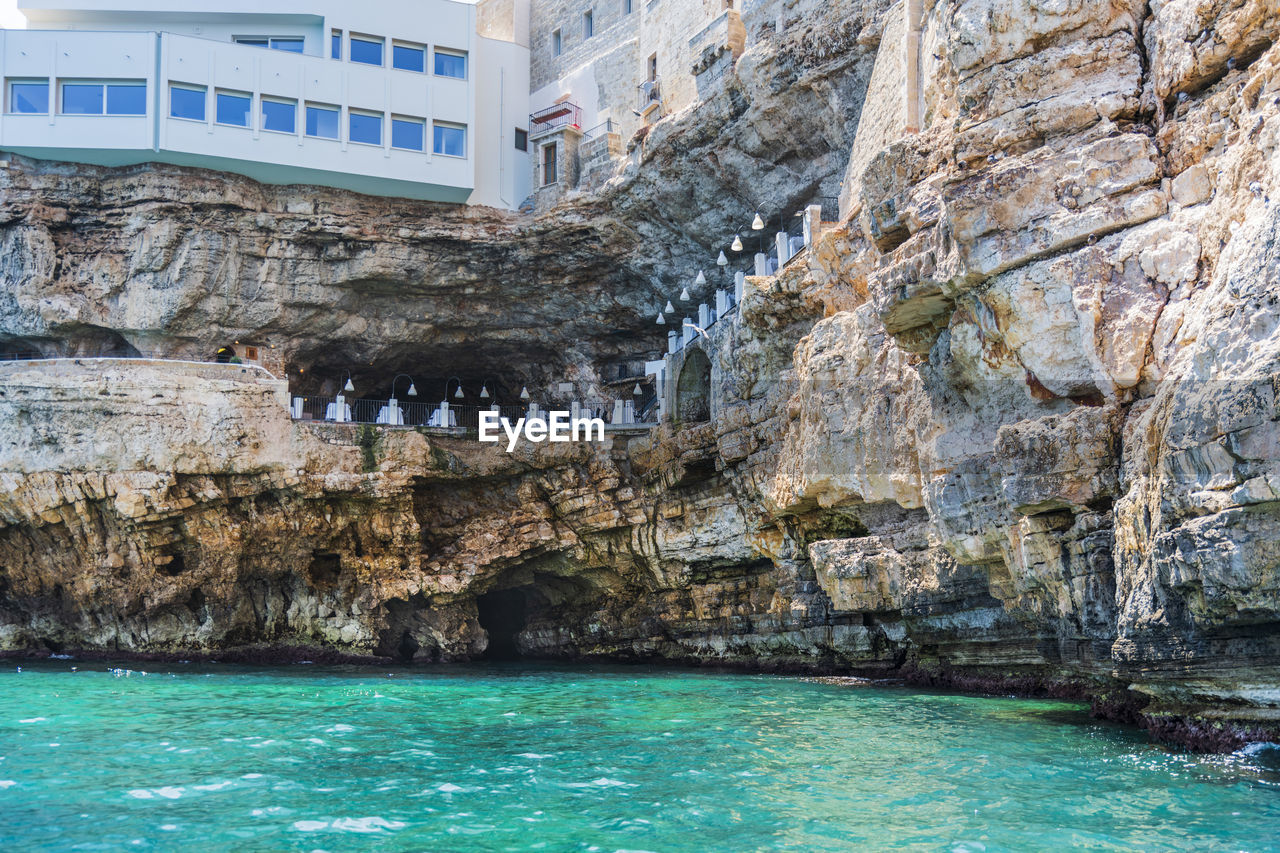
[1,0,531,207]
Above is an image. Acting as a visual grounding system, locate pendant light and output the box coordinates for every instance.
[679,286,691,301]
[656,312,666,324]
[665,300,675,313]
[454,385,464,399]
[632,383,643,396]
[717,250,728,266]
[479,384,490,399]
[751,213,765,230]
[695,270,706,285]
[731,233,743,252]
[520,386,530,400]
[343,376,355,392]
[407,382,418,396]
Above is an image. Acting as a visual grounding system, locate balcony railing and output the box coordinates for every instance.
[637,78,662,114]
[529,101,582,136]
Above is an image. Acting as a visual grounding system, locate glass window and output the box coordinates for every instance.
[261,97,296,133]
[391,116,424,151]
[61,83,103,114]
[552,29,561,57]
[234,37,269,47]
[393,43,425,73]
[306,103,339,139]
[350,36,384,66]
[349,110,382,145]
[169,84,205,121]
[9,81,48,114]
[270,37,304,53]
[106,83,146,115]
[216,91,251,127]
[624,0,633,13]
[433,122,465,158]
[584,9,593,38]
[331,29,342,59]
[433,49,466,79]
[514,128,527,151]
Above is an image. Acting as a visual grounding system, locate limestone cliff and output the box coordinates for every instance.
[3,0,1280,751]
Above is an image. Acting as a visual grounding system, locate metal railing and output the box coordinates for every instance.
[529,101,582,135]
[581,118,616,141]
[817,196,840,223]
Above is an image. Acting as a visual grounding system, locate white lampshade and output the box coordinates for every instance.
[731,234,743,251]
[717,250,728,266]
[679,287,691,301]
[751,213,765,230]
[695,270,706,285]
[479,384,489,398]
[343,377,354,392]
[656,312,666,324]
[632,383,642,396]
[520,386,530,400]
[407,383,417,396]
[664,300,675,313]
[454,385,464,398]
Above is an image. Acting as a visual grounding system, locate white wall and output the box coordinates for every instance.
[0,1,535,206]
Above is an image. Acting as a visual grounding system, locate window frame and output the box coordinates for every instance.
[7,78,49,115]
[233,36,304,53]
[552,29,562,57]
[348,108,384,146]
[58,79,146,116]
[260,96,297,134]
[433,48,468,80]
[390,114,426,151]
[392,41,427,73]
[331,29,342,60]
[514,127,528,152]
[214,89,252,128]
[541,141,558,186]
[624,0,633,13]
[583,9,594,39]
[349,34,385,67]
[168,82,206,122]
[305,102,340,139]
[432,121,466,158]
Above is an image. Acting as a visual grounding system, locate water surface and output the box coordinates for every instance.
[1,661,1277,851]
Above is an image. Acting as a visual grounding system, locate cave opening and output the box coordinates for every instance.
[476,588,528,660]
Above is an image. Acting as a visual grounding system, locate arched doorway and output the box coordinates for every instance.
[676,347,711,423]
[214,345,236,363]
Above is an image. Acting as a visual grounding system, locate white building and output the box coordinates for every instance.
[0,0,532,208]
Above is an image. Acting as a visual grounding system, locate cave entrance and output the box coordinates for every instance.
[215,345,236,363]
[676,347,711,423]
[476,588,528,660]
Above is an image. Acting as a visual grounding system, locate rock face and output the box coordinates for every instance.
[3,0,1280,751]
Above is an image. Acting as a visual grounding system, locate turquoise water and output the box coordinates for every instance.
[1,662,1278,851]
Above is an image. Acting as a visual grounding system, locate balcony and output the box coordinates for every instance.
[636,78,662,118]
[528,101,581,139]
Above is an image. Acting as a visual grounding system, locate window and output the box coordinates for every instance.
[61,81,146,115]
[349,109,382,145]
[261,97,296,133]
[350,35,384,66]
[234,36,304,52]
[514,127,528,151]
[393,42,426,73]
[244,346,259,361]
[433,49,467,79]
[331,29,342,59]
[648,53,658,82]
[169,84,205,121]
[215,90,251,127]
[542,142,557,185]
[433,121,465,157]
[552,29,561,56]
[583,9,593,38]
[391,115,425,151]
[306,103,339,138]
[624,0,633,12]
[8,80,48,114]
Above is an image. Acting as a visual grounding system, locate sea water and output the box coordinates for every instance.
[0,661,1277,851]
